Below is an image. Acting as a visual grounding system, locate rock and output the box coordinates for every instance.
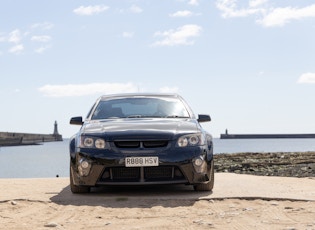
[11,201,17,205]
[44,222,58,227]
[214,152,315,177]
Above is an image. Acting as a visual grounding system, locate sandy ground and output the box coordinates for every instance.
[1,173,315,230]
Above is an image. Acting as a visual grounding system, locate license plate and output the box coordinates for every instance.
[125,157,159,167]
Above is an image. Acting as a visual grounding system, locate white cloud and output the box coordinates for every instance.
[0,22,53,54]
[216,0,263,18]
[249,0,268,8]
[297,73,315,84]
[130,5,143,13]
[159,86,179,93]
[152,24,202,47]
[73,5,109,16]
[1,24,54,55]
[31,35,52,53]
[169,10,193,18]
[118,5,143,14]
[31,35,51,42]
[216,1,315,27]
[38,82,138,97]
[188,0,199,6]
[258,4,315,27]
[8,29,22,43]
[122,32,134,38]
[31,22,54,30]
[35,45,51,54]
[9,44,24,54]
[0,34,6,42]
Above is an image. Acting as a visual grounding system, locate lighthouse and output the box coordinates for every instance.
[53,121,63,141]
[53,121,59,135]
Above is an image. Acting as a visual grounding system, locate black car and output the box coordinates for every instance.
[69,93,214,193]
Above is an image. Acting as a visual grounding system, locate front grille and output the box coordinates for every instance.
[143,141,168,148]
[114,140,168,148]
[99,166,185,182]
[112,167,140,180]
[115,141,140,148]
[144,166,173,179]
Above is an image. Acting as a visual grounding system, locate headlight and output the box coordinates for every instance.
[80,136,106,149]
[83,137,94,147]
[177,133,205,147]
[95,139,106,148]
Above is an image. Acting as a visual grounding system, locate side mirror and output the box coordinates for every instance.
[70,116,84,125]
[197,114,211,123]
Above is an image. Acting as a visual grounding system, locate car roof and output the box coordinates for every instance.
[99,93,182,100]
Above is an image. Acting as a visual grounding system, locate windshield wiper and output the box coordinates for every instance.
[126,115,165,118]
[166,115,189,118]
[126,115,189,118]
[127,115,143,118]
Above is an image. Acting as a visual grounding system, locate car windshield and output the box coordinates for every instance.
[91,97,190,120]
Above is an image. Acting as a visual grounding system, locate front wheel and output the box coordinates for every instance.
[70,168,91,193]
[193,160,214,191]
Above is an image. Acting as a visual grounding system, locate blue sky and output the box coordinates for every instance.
[1,0,315,138]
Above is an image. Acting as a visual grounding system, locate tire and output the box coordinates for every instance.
[194,160,214,191]
[70,168,90,193]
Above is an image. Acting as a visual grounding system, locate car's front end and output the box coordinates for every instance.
[69,94,214,193]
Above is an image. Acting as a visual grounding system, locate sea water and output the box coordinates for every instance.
[0,140,69,179]
[1,138,315,178]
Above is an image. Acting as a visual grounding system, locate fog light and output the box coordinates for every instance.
[194,158,203,166]
[78,158,91,176]
[80,160,90,169]
[193,157,207,173]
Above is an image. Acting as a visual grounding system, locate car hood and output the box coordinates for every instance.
[81,118,200,140]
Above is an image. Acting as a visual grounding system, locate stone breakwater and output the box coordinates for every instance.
[214,151,315,177]
[0,132,63,146]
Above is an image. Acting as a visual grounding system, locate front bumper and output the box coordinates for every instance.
[70,146,213,187]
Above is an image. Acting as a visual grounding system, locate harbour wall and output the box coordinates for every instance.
[220,133,315,139]
[0,132,63,146]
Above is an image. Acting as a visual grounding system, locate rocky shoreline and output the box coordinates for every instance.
[214,151,315,177]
